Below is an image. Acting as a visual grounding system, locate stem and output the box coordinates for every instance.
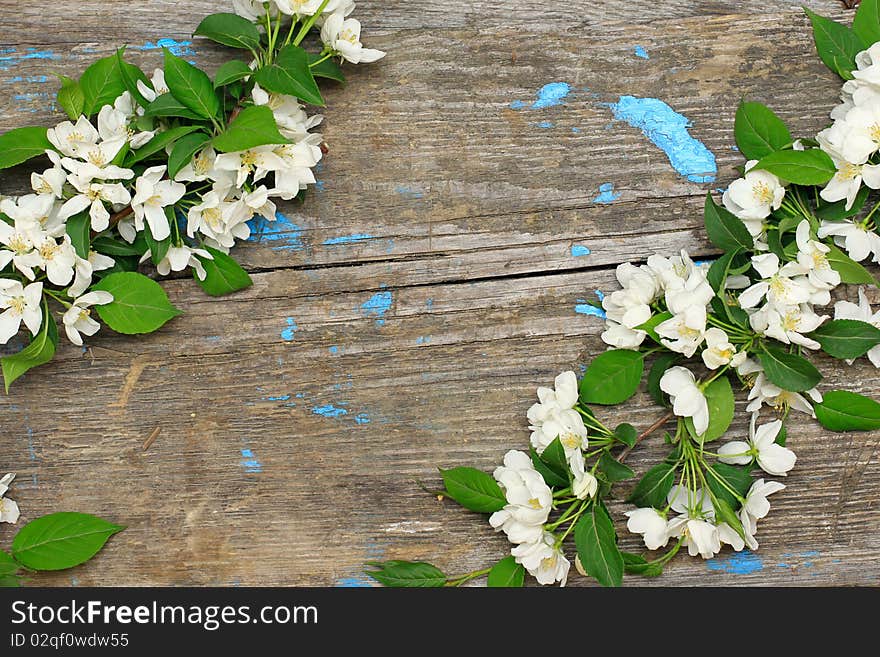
[44,289,72,307]
[309,52,333,68]
[545,499,583,531]
[444,567,492,587]
[556,502,590,545]
[293,0,331,47]
[618,411,674,463]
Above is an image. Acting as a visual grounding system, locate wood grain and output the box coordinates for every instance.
[0,0,878,587]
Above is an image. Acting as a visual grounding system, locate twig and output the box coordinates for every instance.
[142,427,161,452]
[618,411,674,463]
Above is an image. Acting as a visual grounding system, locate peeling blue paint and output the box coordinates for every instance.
[575,299,606,319]
[133,38,197,60]
[206,335,221,342]
[329,345,339,354]
[9,75,49,83]
[322,233,374,246]
[509,99,526,110]
[248,212,304,251]
[572,127,582,134]
[240,448,263,474]
[532,82,571,109]
[571,244,591,257]
[361,290,392,327]
[706,550,763,574]
[396,185,425,200]
[634,45,650,60]
[335,576,373,587]
[594,182,621,204]
[608,96,717,183]
[426,298,434,309]
[313,404,348,418]
[416,336,431,344]
[595,289,605,301]
[355,414,371,425]
[0,49,60,71]
[281,317,298,341]
[536,120,555,129]
[266,395,291,402]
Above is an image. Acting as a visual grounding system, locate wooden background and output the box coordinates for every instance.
[1,0,878,586]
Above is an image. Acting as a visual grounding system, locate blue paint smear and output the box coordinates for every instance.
[323,233,374,246]
[329,346,339,354]
[9,75,48,83]
[536,121,554,129]
[594,182,621,204]
[634,45,650,60]
[335,576,373,588]
[575,299,606,319]
[509,99,526,110]
[571,244,591,257]
[572,127,582,134]
[361,290,392,326]
[426,298,434,309]
[595,289,605,301]
[206,335,221,342]
[314,180,326,192]
[532,82,571,109]
[248,212,304,251]
[355,414,371,425]
[608,96,717,183]
[313,404,348,418]
[396,185,425,200]
[134,38,196,59]
[266,395,291,401]
[240,448,263,474]
[281,317,298,341]
[706,550,763,575]
[0,49,60,71]
[416,336,431,344]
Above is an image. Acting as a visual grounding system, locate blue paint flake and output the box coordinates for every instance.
[9,75,48,83]
[134,38,196,59]
[634,45,650,60]
[240,448,263,474]
[314,180,326,192]
[608,96,717,183]
[313,404,348,418]
[532,82,571,109]
[572,127,582,134]
[361,290,392,326]
[329,345,339,354]
[335,576,373,587]
[571,244,591,257]
[248,212,304,251]
[322,233,374,246]
[594,182,621,204]
[355,414,371,425]
[575,299,606,319]
[509,99,526,110]
[281,317,298,341]
[706,550,763,575]
[266,395,291,402]
[0,49,60,71]
[416,336,432,344]
[396,185,425,200]
[536,120,554,129]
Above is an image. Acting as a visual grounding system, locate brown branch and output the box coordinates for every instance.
[142,426,161,452]
[618,411,674,463]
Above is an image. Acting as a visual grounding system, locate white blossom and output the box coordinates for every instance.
[0,280,43,344]
[660,366,709,434]
[131,166,187,241]
[818,218,880,263]
[656,306,706,357]
[489,450,552,545]
[625,507,671,550]
[321,13,386,64]
[62,291,114,346]
[749,303,827,350]
[738,253,814,309]
[746,372,821,416]
[0,473,20,524]
[511,532,570,586]
[722,160,785,221]
[141,245,212,280]
[702,327,746,370]
[834,287,880,367]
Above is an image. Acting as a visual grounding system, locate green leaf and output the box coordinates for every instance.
[626,461,675,508]
[805,8,863,79]
[706,463,753,509]
[195,12,262,51]
[194,246,254,297]
[65,211,91,259]
[707,249,739,293]
[597,452,635,483]
[167,132,211,179]
[621,552,663,577]
[538,438,571,484]
[0,126,53,170]
[826,244,878,285]
[637,311,672,346]
[685,376,734,443]
[0,550,20,577]
[758,346,822,393]
[529,447,568,488]
[814,390,880,431]
[574,504,624,587]
[56,76,85,120]
[1,303,57,393]
[0,575,22,587]
[144,220,171,266]
[163,48,221,120]
[647,353,678,407]
[253,44,324,106]
[214,59,253,88]
[92,272,182,335]
[704,193,754,251]
[808,319,880,360]
[144,93,206,121]
[751,148,836,185]
[126,125,200,166]
[213,105,290,153]
[11,512,123,571]
[816,186,870,221]
[115,48,151,109]
[613,422,638,448]
[309,52,346,82]
[734,101,792,160]
[487,556,525,588]
[855,0,880,47]
[79,55,126,116]
[366,561,446,588]
[91,236,146,257]
[579,349,644,405]
[439,467,505,513]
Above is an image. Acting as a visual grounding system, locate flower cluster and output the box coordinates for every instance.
[0,2,383,389]
[369,5,880,588]
[0,474,19,525]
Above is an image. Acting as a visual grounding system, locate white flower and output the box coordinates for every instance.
[738,253,814,309]
[489,450,553,545]
[0,280,43,344]
[511,532,570,586]
[0,473,20,524]
[656,306,706,357]
[746,373,821,416]
[174,146,233,189]
[818,126,880,210]
[719,417,795,476]
[722,160,785,221]
[737,478,786,550]
[572,471,598,500]
[702,327,746,370]
[47,115,99,158]
[187,191,251,250]
[215,146,287,189]
[625,507,670,550]
[601,320,646,349]
[31,160,66,199]
[68,249,116,298]
[0,193,64,236]
[131,166,187,241]
[233,0,275,21]
[62,291,114,346]
[818,218,880,263]
[666,486,719,559]
[786,220,841,292]
[602,263,659,329]
[33,234,77,286]
[136,68,169,104]
[0,211,44,280]
[97,104,153,149]
[660,366,709,434]
[649,251,714,314]
[750,303,827,350]
[276,0,345,16]
[839,102,880,164]
[270,142,322,200]
[141,245,212,280]
[320,13,386,64]
[527,371,588,476]
[834,287,880,366]
[58,175,132,232]
[252,83,323,139]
